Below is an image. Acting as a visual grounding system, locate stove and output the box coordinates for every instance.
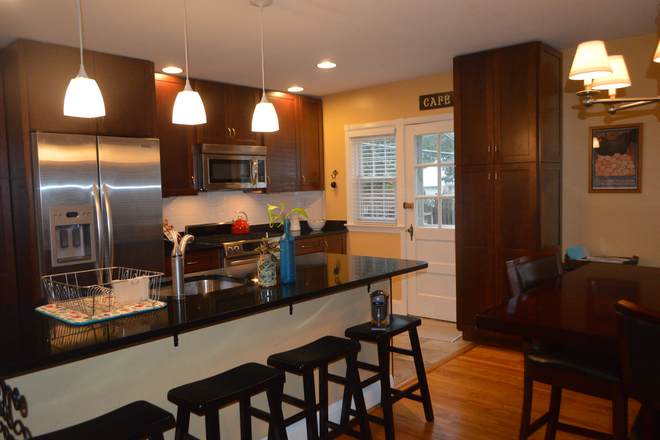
[185,223,280,267]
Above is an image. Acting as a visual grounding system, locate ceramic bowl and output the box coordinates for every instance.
[307,219,326,231]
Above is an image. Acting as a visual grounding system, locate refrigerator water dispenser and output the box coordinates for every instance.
[49,206,96,267]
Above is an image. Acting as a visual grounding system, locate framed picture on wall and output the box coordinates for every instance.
[589,123,642,193]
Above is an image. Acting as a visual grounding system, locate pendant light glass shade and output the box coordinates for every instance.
[569,40,612,81]
[252,95,279,132]
[173,79,207,125]
[592,55,631,94]
[64,64,105,118]
[654,38,660,63]
[251,0,279,132]
[173,0,206,125]
[64,0,105,118]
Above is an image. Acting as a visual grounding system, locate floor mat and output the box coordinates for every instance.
[417,318,463,342]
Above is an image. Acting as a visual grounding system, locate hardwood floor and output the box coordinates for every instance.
[342,345,640,440]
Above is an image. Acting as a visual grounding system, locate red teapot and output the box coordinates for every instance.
[231,211,250,234]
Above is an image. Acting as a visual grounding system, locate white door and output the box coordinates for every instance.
[404,120,456,321]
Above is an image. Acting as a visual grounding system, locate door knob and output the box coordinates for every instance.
[406,225,414,241]
[403,202,414,209]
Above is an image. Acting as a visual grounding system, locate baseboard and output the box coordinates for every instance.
[262,382,381,440]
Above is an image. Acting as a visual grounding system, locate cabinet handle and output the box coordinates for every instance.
[302,175,306,184]
[494,144,499,154]
[495,172,498,180]
[301,245,310,249]
[488,144,491,155]
[267,175,271,183]
[232,128,236,138]
[191,175,195,186]
[227,127,231,138]
[488,172,491,181]
[324,240,328,250]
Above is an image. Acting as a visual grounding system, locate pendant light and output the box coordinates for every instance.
[172,0,207,125]
[250,0,279,132]
[63,0,105,118]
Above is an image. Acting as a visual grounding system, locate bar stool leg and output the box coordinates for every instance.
[303,370,320,440]
[319,364,329,437]
[174,407,192,440]
[410,327,434,422]
[240,395,252,440]
[376,339,396,440]
[346,352,373,440]
[203,407,221,440]
[266,381,288,440]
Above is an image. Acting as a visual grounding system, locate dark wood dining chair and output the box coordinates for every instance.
[506,249,627,440]
[616,300,660,440]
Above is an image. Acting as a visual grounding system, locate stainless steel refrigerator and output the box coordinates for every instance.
[32,132,165,277]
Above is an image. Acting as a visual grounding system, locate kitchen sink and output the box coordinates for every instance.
[160,275,248,297]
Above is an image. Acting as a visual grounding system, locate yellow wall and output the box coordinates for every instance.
[561,33,660,267]
[322,72,454,222]
[321,73,454,300]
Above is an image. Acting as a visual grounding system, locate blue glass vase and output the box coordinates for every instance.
[280,219,296,283]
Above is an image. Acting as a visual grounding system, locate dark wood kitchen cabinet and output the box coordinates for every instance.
[299,96,324,191]
[195,80,263,146]
[263,91,299,192]
[323,233,346,254]
[454,41,561,167]
[454,41,562,345]
[0,179,17,305]
[155,74,198,197]
[12,39,156,137]
[163,249,220,277]
[264,92,324,192]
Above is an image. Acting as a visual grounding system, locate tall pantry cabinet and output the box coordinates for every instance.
[454,41,562,344]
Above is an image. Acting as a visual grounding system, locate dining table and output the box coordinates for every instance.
[476,261,660,354]
[476,261,660,438]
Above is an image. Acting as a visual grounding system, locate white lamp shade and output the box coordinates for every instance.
[654,38,660,63]
[63,65,105,118]
[569,40,613,80]
[172,80,206,125]
[592,55,631,91]
[252,97,279,132]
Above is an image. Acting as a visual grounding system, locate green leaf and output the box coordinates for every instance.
[291,208,308,218]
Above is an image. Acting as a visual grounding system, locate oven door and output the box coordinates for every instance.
[200,153,266,191]
[224,256,261,267]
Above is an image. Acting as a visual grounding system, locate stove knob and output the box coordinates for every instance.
[226,247,233,253]
[233,245,240,252]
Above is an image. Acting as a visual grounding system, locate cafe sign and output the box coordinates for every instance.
[419,91,453,111]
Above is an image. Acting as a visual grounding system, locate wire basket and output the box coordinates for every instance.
[42,267,163,317]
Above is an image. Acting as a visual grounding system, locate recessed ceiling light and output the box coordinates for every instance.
[162,66,183,74]
[288,86,304,92]
[317,61,336,69]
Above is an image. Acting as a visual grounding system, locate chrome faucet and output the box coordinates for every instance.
[171,234,194,300]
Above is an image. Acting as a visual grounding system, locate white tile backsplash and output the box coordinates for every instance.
[162,191,325,232]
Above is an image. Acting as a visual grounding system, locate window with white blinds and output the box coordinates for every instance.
[350,134,397,224]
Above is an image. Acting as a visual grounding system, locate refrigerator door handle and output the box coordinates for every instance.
[102,184,115,267]
[92,184,105,268]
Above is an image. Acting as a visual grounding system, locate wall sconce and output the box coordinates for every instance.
[569,40,660,114]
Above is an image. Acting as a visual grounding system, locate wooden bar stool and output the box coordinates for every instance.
[167,362,288,440]
[344,314,434,440]
[267,336,372,440]
[30,400,175,440]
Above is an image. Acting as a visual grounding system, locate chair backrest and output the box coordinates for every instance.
[616,300,660,410]
[506,249,563,297]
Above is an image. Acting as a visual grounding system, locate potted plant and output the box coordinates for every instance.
[256,237,279,287]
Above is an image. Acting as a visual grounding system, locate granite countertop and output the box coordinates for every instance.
[0,253,426,378]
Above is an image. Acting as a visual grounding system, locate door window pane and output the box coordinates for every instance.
[416,198,438,226]
[441,198,455,227]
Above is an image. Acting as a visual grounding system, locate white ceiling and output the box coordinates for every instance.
[1,0,659,97]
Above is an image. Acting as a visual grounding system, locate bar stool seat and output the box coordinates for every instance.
[31,400,175,440]
[167,362,287,440]
[344,314,433,440]
[267,336,372,440]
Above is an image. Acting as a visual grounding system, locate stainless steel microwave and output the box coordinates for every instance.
[195,144,267,191]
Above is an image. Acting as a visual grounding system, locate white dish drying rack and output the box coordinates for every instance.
[42,267,163,318]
